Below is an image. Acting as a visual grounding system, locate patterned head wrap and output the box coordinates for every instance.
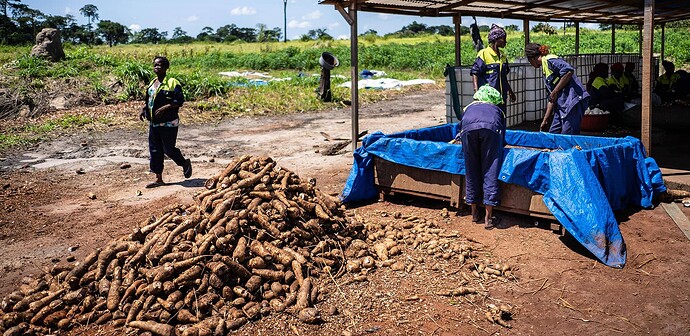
[487,24,506,43]
[473,85,504,106]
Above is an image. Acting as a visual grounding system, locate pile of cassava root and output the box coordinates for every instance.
[0,155,366,336]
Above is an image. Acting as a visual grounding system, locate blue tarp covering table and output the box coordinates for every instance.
[341,124,667,268]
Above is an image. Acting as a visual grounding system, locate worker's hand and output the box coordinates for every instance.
[139,108,146,121]
[548,91,558,103]
[509,91,516,103]
[154,107,166,118]
[539,119,549,132]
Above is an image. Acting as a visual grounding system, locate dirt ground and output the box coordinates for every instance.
[1,88,689,335]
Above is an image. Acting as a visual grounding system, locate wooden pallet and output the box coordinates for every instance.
[373,157,556,222]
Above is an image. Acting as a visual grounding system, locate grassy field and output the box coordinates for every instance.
[0,28,688,150]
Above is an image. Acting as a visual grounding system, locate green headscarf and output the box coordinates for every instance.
[473,85,504,106]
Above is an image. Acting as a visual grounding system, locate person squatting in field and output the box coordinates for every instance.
[525,43,590,135]
[458,85,506,230]
[139,56,192,188]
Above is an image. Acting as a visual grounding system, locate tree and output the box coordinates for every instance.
[400,21,428,35]
[11,3,42,39]
[532,22,557,35]
[196,26,217,41]
[132,27,165,44]
[0,0,21,19]
[505,24,519,32]
[257,24,280,42]
[79,4,99,43]
[170,26,192,43]
[97,20,129,46]
[435,25,454,36]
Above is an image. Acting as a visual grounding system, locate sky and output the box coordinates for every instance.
[22,0,599,40]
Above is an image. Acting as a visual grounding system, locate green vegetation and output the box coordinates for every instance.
[0,114,108,150]
[1,28,689,151]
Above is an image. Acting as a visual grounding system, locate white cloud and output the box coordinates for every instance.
[337,35,349,40]
[328,22,340,30]
[64,7,72,15]
[582,23,599,29]
[302,10,322,20]
[185,15,199,22]
[378,13,390,20]
[230,6,256,16]
[288,20,311,29]
[129,24,141,32]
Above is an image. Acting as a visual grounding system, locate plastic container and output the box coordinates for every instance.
[581,113,610,132]
[319,52,339,70]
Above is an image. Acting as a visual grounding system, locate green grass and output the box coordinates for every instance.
[0,114,110,150]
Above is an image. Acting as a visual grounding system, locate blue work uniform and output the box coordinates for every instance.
[541,55,590,135]
[143,76,187,174]
[459,101,506,207]
[471,47,510,112]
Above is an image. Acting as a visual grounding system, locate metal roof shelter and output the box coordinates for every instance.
[319,0,690,155]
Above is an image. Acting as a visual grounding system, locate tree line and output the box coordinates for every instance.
[3,1,688,46]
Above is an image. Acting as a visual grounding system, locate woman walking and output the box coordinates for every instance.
[139,56,192,188]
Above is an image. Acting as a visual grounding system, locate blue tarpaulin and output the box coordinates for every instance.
[341,124,667,268]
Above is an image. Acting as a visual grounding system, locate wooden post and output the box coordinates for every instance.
[611,23,616,54]
[350,4,359,152]
[575,21,580,55]
[454,15,462,66]
[638,24,643,54]
[641,0,654,156]
[523,19,530,47]
[660,22,665,61]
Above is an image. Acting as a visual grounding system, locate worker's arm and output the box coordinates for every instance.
[540,101,555,132]
[549,71,573,103]
[472,75,479,92]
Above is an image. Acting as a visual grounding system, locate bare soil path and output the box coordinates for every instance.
[1,88,688,335]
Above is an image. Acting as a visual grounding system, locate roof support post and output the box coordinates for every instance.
[523,19,529,48]
[638,24,643,54]
[660,22,665,61]
[575,21,580,55]
[335,2,359,152]
[454,15,462,66]
[641,0,654,155]
[611,23,616,54]
[349,4,359,152]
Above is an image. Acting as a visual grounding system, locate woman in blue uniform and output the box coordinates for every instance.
[459,85,506,230]
[524,43,590,134]
[470,24,516,112]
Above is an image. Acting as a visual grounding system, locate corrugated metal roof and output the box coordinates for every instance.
[319,0,690,24]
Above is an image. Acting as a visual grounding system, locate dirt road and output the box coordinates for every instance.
[1,88,689,335]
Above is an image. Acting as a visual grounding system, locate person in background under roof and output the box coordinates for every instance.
[608,62,631,99]
[587,63,624,113]
[458,85,506,230]
[655,60,681,102]
[623,62,639,97]
[524,43,589,134]
[471,24,516,113]
[139,56,192,188]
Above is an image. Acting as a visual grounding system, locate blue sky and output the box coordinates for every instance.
[23,1,599,40]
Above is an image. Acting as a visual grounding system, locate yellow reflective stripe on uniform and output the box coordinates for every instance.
[592,77,608,90]
[541,54,559,85]
[477,47,507,96]
[658,73,680,85]
[607,76,622,89]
